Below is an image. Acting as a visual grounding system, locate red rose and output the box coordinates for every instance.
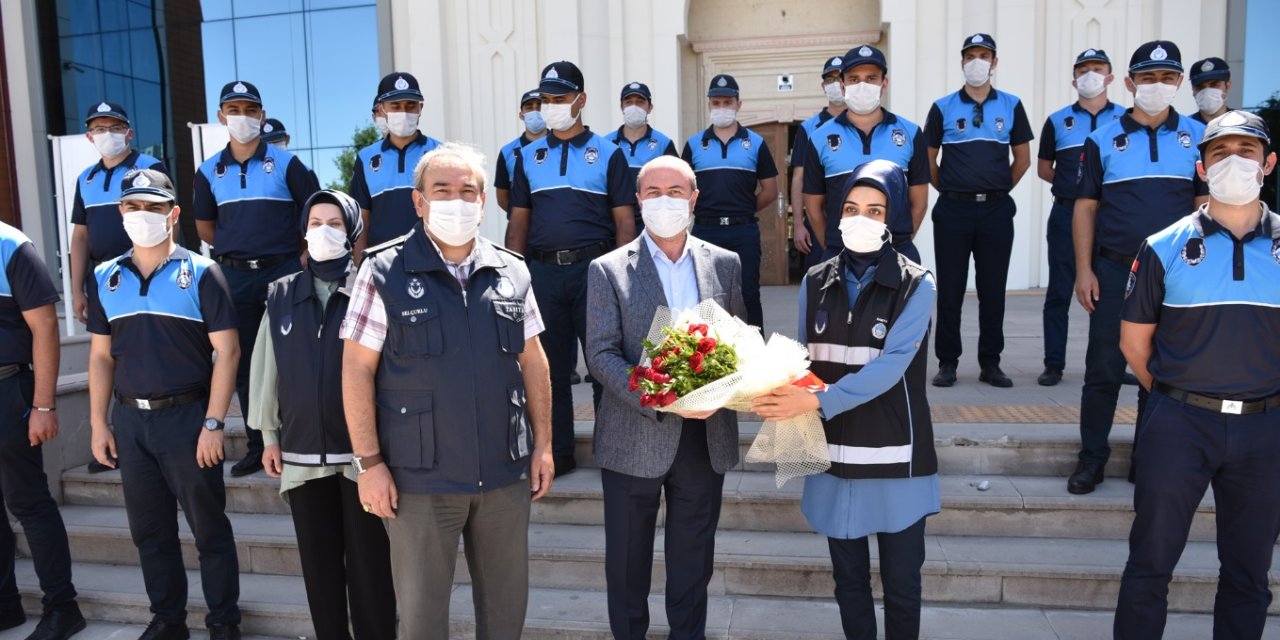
[687,323,708,336]
[651,357,664,371]
[653,372,671,384]
[628,371,641,392]
[659,391,678,407]
[689,351,705,373]
[640,393,657,408]
[697,337,717,353]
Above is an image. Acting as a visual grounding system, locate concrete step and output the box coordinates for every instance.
[0,620,285,640]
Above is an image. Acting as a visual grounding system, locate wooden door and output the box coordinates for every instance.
[748,122,790,285]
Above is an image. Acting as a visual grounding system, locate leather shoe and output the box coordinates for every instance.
[229,451,262,477]
[1067,461,1105,495]
[1037,366,1063,386]
[207,624,241,640]
[554,455,577,478]
[932,362,957,387]
[86,459,114,474]
[1123,371,1140,386]
[25,605,86,640]
[0,608,25,631]
[137,619,189,640]
[569,371,582,385]
[979,366,1014,388]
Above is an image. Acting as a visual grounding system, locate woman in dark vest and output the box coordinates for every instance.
[247,190,396,640]
[752,159,939,640]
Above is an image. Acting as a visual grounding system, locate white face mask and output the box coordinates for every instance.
[385,111,420,137]
[523,110,546,134]
[1195,87,1226,115]
[839,215,888,253]
[622,105,648,128]
[843,82,882,115]
[1075,71,1107,99]
[373,115,389,137]
[1206,154,1264,206]
[426,198,483,246]
[122,211,171,248]
[823,81,844,103]
[1133,82,1178,116]
[963,58,992,87]
[543,96,581,132]
[305,224,349,262]
[224,115,262,144]
[93,132,129,158]
[640,196,692,239]
[709,107,737,128]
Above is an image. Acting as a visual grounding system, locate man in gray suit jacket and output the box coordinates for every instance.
[586,155,747,640]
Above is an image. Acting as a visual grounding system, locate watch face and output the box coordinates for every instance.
[204,418,222,431]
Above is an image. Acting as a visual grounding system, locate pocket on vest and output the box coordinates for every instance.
[376,390,435,469]
[494,299,526,354]
[385,303,443,357]
[508,385,530,461]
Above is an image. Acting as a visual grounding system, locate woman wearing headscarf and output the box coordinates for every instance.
[752,159,939,640]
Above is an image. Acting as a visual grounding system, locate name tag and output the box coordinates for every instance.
[493,299,525,323]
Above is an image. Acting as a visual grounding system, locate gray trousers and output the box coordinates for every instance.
[384,480,531,639]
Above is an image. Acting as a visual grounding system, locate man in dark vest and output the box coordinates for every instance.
[340,143,553,639]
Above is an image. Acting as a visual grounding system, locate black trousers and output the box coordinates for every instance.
[931,194,1015,369]
[828,517,927,640]
[0,372,76,614]
[287,474,396,640]
[601,420,724,640]
[1079,256,1149,466]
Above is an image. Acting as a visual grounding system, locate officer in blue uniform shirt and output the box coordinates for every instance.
[350,72,443,254]
[1115,111,1279,639]
[0,222,87,639]
[193,80,318,478]
[1067,40,1208,495]
[791,55,847,271]
[1035,49,1126,387]
[926,33,1034,389]
[70,101,168,326]
[609,81,679,230]
[681,73,780,328]
[88,169,243,640]
[261,118,320,187]
[803,45,929,263]
[1190,57,1231,125]
[507,61,637,476]
[495,89,544,213]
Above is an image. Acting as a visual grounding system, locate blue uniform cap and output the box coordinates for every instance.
[962,33,997,53]
[520,89,542,107]
[1199,110,1270,154]
[376,72,424,103]
[1128,40,1183,74]
[539,61,584,95]
[119,169,176,204]
[1190,57,1230,86]
[822,56,844,77]
[1074,48,1111,67]
[620,82,652,102]
[707,74,739,98]
[261,118,288,144]
[219,80,262,105]
[84,101,130,127]
[841,45,888,74]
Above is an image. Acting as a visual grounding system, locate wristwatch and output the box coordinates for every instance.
[353,453,385,474]
[203,418,225,431]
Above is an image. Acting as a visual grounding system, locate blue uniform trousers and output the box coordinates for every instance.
[1115,389,1280,639]
[931,194,1016,368]
[528,258,602,459]
[1041,200,1076,370]
[828,516,927,640]
[692,222,763,328]
[1079,256,1149,466]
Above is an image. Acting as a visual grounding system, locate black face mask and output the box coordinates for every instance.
[307,252,352,282]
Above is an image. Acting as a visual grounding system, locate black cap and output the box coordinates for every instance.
[707,74,739,98]
[539,61,584,95]
[261,119,288,143]
[520,89,542,107]
[219,80,262,105]
[1128,40,1183,74]
[821,56,844,77]
[841,45,888,74]
[119,169,177,204]
[1190,57,1230,85]
[962,33,996,53]
[376,72,423,103]
[1074,48,1111,67]
[1199,110,1270,154]
[620,81,652,102]
[84,101,130,127]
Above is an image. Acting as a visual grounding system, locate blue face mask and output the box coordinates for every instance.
[523,110,546,134]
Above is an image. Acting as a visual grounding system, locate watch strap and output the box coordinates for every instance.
[354,453,385,473]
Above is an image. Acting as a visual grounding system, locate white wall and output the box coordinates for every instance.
[2,0,57,271]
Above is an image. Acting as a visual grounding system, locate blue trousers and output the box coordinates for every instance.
[1079,256,1148,465]
[1115,389,1280,639]
[528,258,602,459]
[931,195,1015,368]
[828,517,927,640]
[692,222,763,329]
[1041,201,1075,369]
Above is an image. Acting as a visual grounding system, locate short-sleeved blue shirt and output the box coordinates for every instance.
[681,125,779,221]
[1037,101,1126,200]
[193,141,318,260]
[71,150,167,262]
[926,87,1034,192]
[349,133,442,246]
[494,133,537,193]
[790,108,838,169]
[0,222,60,366]
[607,125,678,186]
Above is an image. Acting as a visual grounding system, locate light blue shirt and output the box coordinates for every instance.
[643,231,700,312]
[797,262,941,540]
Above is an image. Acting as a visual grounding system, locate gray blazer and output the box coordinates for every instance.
[585,235,747,478]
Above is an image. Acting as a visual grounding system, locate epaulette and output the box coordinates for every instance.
[361,232,412,260]
[493,245,526,262]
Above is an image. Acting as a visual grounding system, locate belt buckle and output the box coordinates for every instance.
[719,217,730,225]
[1221,399,1243,415]
[136,398,151,410]
[975,193,988,203]
[555,251,572,266]
[247,259,261,270]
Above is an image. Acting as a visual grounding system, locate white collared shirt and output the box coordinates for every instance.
[642,230,699,312]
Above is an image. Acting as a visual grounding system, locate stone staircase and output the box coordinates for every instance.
[12,417,1280,639]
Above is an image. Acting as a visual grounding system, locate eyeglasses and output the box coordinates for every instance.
[972,104,985,129]
[89,125,129,135]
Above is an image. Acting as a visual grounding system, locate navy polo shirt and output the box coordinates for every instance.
[0,223,60,366]
[790,107,837,169]
[509,129,636,252]
[1123,206,1280,398]
[493,133,537,193]
[607,125,678,184]
[926,88,1034,192]
[71,150,167,262]
[1037,101,1126,200]
[1077,109,1208,256]
[193,141,317,260]
[681,126,779,220]
[801,109,929,247]
[350,132,443,246]
[86,246,236,399]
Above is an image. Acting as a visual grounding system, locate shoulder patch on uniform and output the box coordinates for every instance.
[362,233,411,259]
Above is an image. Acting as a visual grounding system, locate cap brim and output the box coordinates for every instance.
[707,89,738,97]
[220,93,262,105]
[1192,71,1230,84]
[1074,57,1110,66]
[620,90,649,100]
[538,80,580,95]
[841,60,887,74]
[84,113,130,127]
[1129,61,1183,73]
[961,43,997,53]
[377,90,424,103]
[261,132,287,143]
[120,190,176,203]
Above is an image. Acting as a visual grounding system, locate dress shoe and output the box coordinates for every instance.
[569,371,582,385]
[979,366,1013,388]
[1067,461,1106,495]
[25,605,86,640]
[1128,462,1137,484]
[932,362,957,387]
[585,373,596,384]
[137,619,189,640]
[1123,371,1140,386]
[0,608,25,631]
[229,451,262,477]
[86,459,114,474]
[554,455,577,478]
[207,624,241,640]
[1037,366,1063,386]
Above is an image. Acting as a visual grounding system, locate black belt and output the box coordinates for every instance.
[1097,247,1135,268]
[694,216,757,227]
[1155,382,1280,416]
[0,364,30,381]
[215,253,294,270]
[1053,197,1074,206]
[528,241,610,266]
[942,191,1007,202]
[115,389,206,411]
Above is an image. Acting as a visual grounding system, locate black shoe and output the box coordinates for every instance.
[1123,372,1140,386]
[1127,462,1137,484]
[86,459,114,474]
[229,451,262,477]
[569,371,582,385]
[979,366,1014,388]
[1037,366,1063,386]
[0,608,25,631]
[207,624,241,640]
[932,362,957,387]
[554,455,577,478]
[1067,461,1106,495]
[25,605,86,640]
[137,619,189,640]
[585,372,596,384]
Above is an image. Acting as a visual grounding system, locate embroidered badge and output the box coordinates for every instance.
[394,76,409,91]
[584,147,599,164]
[495,277,516,298]
[233,81,248,93]
[406,277,425,299]
[742,138,751,151]
[1150,46,1167,61]
[1113,133,1129,152]
[891,129,906,147]
[370,155,382,172]
[717,76,728,88]
[859,46,873,57]
[995,117,1006,133]
[280,317,293,336]
[1064,116,1075,131]
[175,264,192,289]
[1202,60,1215,72]
[827,134,841,152]
[647,139,658,150]
[263,156,275,174]
[871,322,888,340]
[813,310,828,335]
[545,67,559,80]
[956,118,967,133]
[1177,131,1192,148]
[108,270,121,292]
[1125,271,1137,298]
[96,102,112,113]
[534,148,548,164]
[215,163,227,178]
[1180,237,1206,266]
[263,122,274,134]
[132,173,151,188]
[1272,239,1280,265]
